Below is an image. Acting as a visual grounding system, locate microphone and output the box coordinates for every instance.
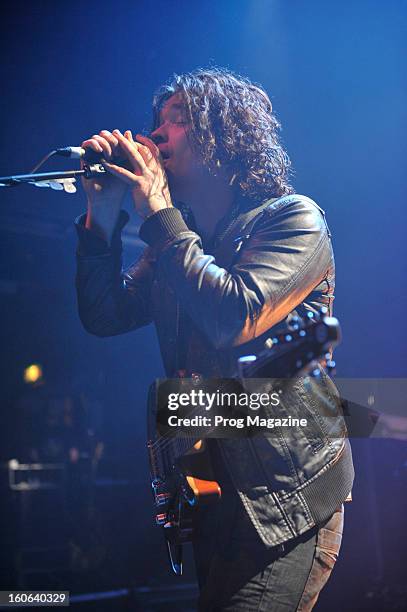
[55,146,137,170]
[55,146,105,163]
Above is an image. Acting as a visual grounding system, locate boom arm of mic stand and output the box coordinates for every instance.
[0,164,106,188]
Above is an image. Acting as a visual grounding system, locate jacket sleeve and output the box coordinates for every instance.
[75,211,155,336]
[138,197,334,349]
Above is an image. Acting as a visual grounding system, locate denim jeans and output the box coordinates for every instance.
[193,483,344,612]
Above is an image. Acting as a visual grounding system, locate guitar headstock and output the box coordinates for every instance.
[238,308,341,379]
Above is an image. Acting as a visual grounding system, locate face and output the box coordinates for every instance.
[150,93,204,199]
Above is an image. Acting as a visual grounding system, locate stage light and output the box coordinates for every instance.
[23,363,43,384]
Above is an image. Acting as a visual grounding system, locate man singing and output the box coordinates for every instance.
[75,68,353,611]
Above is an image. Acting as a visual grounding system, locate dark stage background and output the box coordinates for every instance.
[0,1,406,610]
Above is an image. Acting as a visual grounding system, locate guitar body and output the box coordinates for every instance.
[168,444,221,574]
[146,310,341,574]
[147,386,221,574]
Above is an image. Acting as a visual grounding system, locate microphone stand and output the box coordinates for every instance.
[0,164,106,193]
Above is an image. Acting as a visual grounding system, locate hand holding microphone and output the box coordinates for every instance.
[80,129,129,243]
[80,129,172,244]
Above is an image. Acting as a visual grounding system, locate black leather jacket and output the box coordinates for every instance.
[75,193,354,547]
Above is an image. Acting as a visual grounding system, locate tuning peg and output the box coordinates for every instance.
[287,315,301,331]
[264,337,279,350]
[325,357,336,374]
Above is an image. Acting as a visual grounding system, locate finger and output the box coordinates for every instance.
[136,134,161,159]
[80,138,104,168]
[115,129,143,155]
[100,130,120,157]
[81,138,103,153]
[91,134,113,159]
[131,138,154,166]
[102,160,142,185]
[124,129,134,142]
[112,130,148,173]
[122,130,153,167]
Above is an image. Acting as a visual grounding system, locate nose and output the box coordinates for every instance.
[150,124,167,145]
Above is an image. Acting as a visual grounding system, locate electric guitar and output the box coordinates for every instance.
[147,309,341,574]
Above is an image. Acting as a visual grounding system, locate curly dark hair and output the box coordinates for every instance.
[152,67,294,203]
